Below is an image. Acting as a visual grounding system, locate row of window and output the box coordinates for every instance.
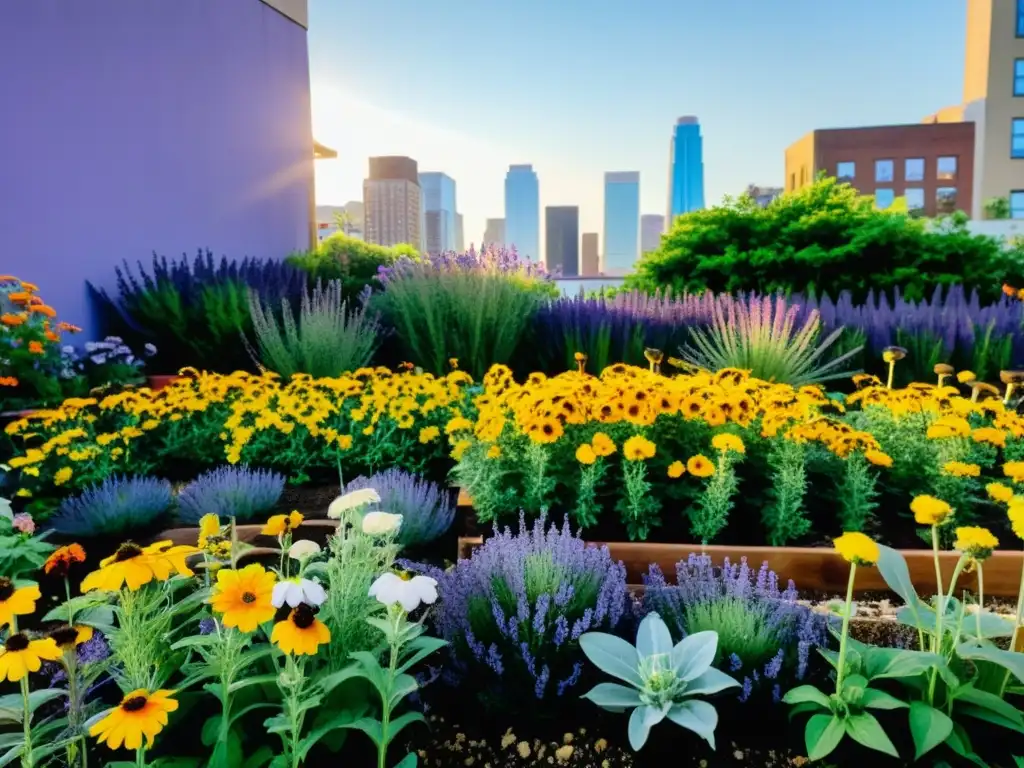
[875,187,958,213]
[837,157,956,183]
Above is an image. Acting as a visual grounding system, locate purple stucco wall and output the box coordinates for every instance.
[0,0,313,337]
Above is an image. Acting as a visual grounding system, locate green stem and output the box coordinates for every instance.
[135,745,146,768]
[835,563,857,694]
[927,527,948,706]
[20,676,32,768]
[975,562,985,641]
[999,546,1024,696]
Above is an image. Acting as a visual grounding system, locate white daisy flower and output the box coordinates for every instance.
[328,488,382,519]
[361,511,403,536]
[272,577,327,608]
[368,572,438,613]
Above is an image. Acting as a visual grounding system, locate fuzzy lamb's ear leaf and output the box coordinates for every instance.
[581,682,643,711]
[683,667,741,698]
[635,613,673,659]
[627,704,668,751]
[671,631,718,682]
[876,545,918,607]
[667,699,719,749]
[579,632,643,687]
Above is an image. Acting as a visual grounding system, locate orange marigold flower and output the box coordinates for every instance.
[19,282,39,292]
[56,322,82,333]
[45,330,59,342]
[27,341,44,355]
[44,544,87,578]
[6,292,30,304]
[0,313,25,327]
[0,377,17,387]
[29,305,56,318]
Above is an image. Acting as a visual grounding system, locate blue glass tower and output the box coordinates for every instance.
[603,171,640,274]
[504,164,540,261]
[419,172,457,253]
[666,116,705,225]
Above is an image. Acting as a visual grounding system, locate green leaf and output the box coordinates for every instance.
[665,700,719,750]
[956,704,1024,733]
[876,544,919,606]
[859,688,908,710]
[956,641,1024,684]
[582,682,643,711]
[387,673,420,711]
[170,634,219,652]
[296,709,359,762]
[228,673,281,694]
[577,632,643,687]
[908,701,953,761]
[341,716,384,748]
[242,746,275,768]
[229,702,278,728]
[782,685,830,710]
[805,714,845,762]
[348,651,390,699]
[201,715,222,747]
[952,683,1024,727]
[392,754,417,768]
[385,710,427,743]
[396,636,447,675]
[0,689,66,725]
[861,647,942,681]
[844,712,898,757]
[320,665,367,695]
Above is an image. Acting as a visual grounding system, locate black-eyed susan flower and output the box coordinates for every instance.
[972,427,1008,448]
[209,563,276,633]
[43,544,86,578]
[954,526,999,560]
[667,461,685,479]
[90,689,178,750]
[622,435,656,461]
[910,495,953,526]
[270,604,331,656]
[0,579,40,628]
[686,454,715,478]
[710,433,745,455]
[80,541,197,593]
[833,532,879,566]
[261,511,303,537]
[48,624,94,651]
[0,632,60,681]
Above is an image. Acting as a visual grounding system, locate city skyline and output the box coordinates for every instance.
[667,117,705,221]
[308,0,965,246]
[603,171,640,274]
[545,206,580,276]
[505,164,540,261]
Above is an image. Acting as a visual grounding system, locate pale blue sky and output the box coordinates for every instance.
[308,0,966,246]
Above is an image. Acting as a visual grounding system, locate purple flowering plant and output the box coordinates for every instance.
[424,515,628,709]
[641,554,828,703]
[176,465,285,524]
[344,468,454,547]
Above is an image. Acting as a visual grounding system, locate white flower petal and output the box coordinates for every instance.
[329,488,382,519]
[361,511,403,536]
[271,582,290,609]
[288,539,321,560]
[300,579,327,607]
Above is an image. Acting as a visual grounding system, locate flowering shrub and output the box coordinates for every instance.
[48,475,173,536]
[641,554,828,703]
[176,465,285,523]
[343,468,455,547]
[423,515,628,710]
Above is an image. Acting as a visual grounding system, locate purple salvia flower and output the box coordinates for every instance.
[729,653,743,672]
[557,662,583,696]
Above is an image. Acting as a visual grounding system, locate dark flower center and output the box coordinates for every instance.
[114,543,144,562]
[122,695,148,712]
[291,604,316,630]
[0,578,14,601]
[4,633,29,652]
[541,423,554,436]
[241,592,257,604]
[49,626,80,648]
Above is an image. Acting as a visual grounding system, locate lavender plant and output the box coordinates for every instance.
[246,279,381,378]
[176,465,285,523]
[343,469,454,547]
[424,515,628,710]
[641,554,828,703]
[49,475,173,536]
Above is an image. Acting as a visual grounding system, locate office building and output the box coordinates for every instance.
[745,185,784,207]
[784,123,975,216]
[581,232,599,276]
[364,156,422,248]
[504,164,540,260]
[666,116,705,225]
[455,213,464,252]
[483,218,505,246]
[419,172,457,253]
[603,171,640,275]
[640,214,665,255]
[545,206,579,276]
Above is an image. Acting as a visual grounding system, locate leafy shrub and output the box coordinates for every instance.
[286,232,410,301]
[423,515,628,710]
[343,468,454,547]
[680,294,861,386]
[373,246,555,379]
[90,250,307,373]
[176,465,285,523]
[49,475,173,536]
[628,177,1024,304]
[246,280,381,378]
[641,554,827,702]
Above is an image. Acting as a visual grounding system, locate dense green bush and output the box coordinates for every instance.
[627,177,1024,303]
[286,233,418,301]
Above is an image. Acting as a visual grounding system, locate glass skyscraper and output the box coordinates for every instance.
[419,172,457,253]
[504,164,540,261]
[545,206,579,277]
[602,171,640,275]
[666,116,705,225]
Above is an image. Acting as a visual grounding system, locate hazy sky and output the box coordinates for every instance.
[309,0,965,247]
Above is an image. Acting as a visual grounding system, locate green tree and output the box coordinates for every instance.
[287,233,418,300]
[627,177,1024,302]
[984,196,1010,220]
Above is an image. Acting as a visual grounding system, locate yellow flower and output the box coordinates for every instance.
[486,445,502,460]
[622,435,656,462]
[81,541,198,593]
[591,432,616,457]
[953,526,999,559]
[1004,461,1024,482]
[451,439,472,461]
[53,466,73,486]
[210,564,277,632]
[986,483,1015,504]
[972,427,1007,448]
[262,511,303,537]
[910,495,953,526]
[90,689,178,750]
[942,461,981,478]
[686,454,715,478]
[576,444,597,465]
[864,450,893,468]
[418,426,440,443]
[198,514,221,549]
[0,580,40,628]
[48,624,94,651]
[833,532,879,566]
[527,418,563,445]
[337,434,353,450]
[667,461,685,479]
[710,433,745,455]
[445,417,474,434]
[271,605,331,655]
[0,633,61,682]
[1008,501,1024,540]
[956,370,976,384]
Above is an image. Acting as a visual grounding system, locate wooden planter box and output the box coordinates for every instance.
[146,375,183,392]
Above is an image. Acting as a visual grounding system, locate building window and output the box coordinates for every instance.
[905,188,925,212]
[1017,60,1024,96]
[1019,0,1024,36]
[875,159,894,183]
[1011,191,1024,219]
[1013,120,1024,158]
[936,187,958,214]
[875,189,895,210]
[937,156,957,180]
[789,172,796,191]
[905,158,925,182]
[836,161,855,181]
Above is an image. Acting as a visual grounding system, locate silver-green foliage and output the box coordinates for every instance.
[837,451,879,533]
[763,439,810,545]
[579,612,739,751]
[247,280,381,378]
[680,294,862,386]
[690,453,740,544]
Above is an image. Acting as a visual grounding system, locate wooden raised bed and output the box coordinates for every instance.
[146,374,184,391]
